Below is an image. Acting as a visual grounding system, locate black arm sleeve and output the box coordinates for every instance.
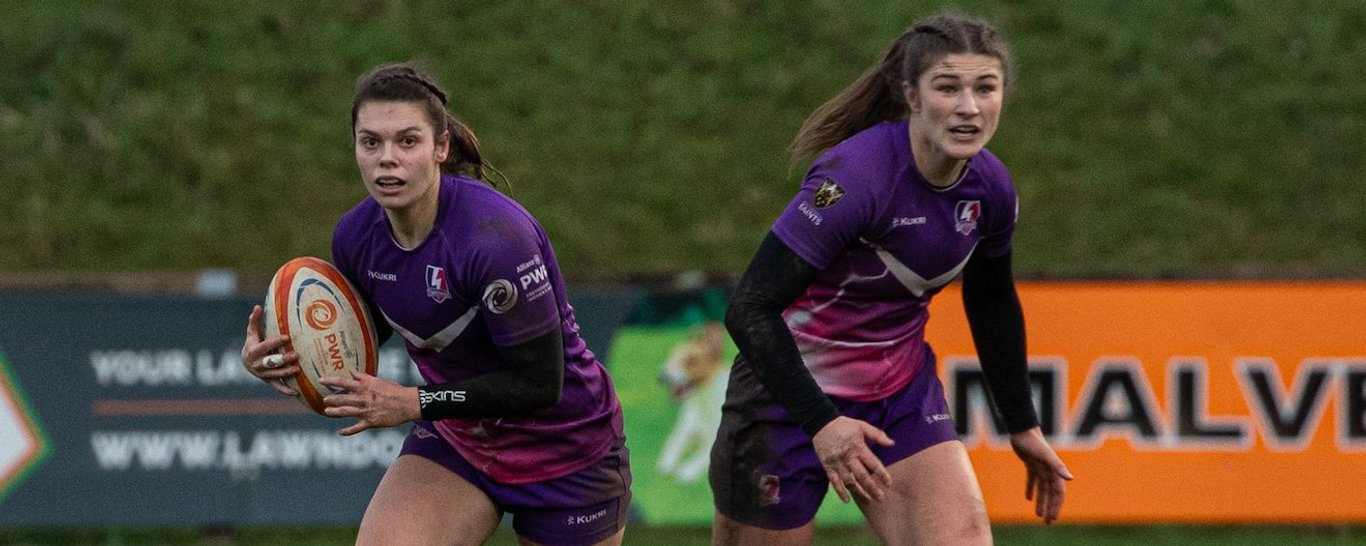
[416,327,564,420]
[724,232,841,437]
[960,249,1040,433]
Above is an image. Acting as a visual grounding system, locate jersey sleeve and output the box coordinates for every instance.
[462,212,561,347]
[977,165,1018,258]
[770,153,879,270]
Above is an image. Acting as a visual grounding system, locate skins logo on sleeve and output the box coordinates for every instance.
[812,178,845,208]
[482,278,519,314]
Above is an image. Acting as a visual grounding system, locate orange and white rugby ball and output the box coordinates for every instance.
[262,257,379,415]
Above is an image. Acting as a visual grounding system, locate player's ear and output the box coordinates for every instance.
[435,129,451,163]
[902,80,920,114]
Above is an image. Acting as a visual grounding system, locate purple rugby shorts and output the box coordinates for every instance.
[401,420,632,545]
[709,353,958,530]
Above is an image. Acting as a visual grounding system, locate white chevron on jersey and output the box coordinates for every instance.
[382,306,478,352]
[862,238,977,297]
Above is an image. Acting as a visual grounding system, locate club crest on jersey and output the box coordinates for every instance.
[426,265,451,303]
[955,200,981,236]
[812,178,845,208]
[482,279,519,314]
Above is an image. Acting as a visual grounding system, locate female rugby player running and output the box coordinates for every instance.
[242,62,630,546]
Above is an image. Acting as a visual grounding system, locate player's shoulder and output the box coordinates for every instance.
[810,120,906,192]
[440,175,543,248]
[970,148,1012,183]
[333,196,386,244]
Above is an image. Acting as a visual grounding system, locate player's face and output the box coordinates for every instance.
[904,53,1004,167]
[354,101,449,212]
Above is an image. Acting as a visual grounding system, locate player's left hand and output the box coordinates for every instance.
[1009,427,1073,524]
[319,371,421,436]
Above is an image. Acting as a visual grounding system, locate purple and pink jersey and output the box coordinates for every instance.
[331,174,624,484]
[771,119,1017,402]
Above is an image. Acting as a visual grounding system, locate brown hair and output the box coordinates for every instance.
[787,12,1014,165]
[351,62,487,181]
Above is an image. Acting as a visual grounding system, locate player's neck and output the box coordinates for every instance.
[910,136,966,188]
[386,186,440,250]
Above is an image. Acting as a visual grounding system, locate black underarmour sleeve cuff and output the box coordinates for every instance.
[416,328,564,421]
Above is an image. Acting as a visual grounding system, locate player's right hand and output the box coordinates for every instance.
[240,304,301,396]
[813,416,896,503]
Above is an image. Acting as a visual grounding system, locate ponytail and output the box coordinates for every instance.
[441,113,485,180]
[786,36,912,166]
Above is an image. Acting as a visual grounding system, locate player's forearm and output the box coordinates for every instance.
[962,250,1039,433]
[417,328,564,420]
[726,232,841,437]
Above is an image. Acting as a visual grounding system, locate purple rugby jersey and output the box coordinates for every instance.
[771,119,1018,402]
[331,174,624,484]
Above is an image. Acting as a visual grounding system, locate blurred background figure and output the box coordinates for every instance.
[656,315,729,484]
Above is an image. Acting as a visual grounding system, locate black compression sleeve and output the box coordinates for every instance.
[416,327,564,420]
[960,250,1040,433]
[724,232,841,437]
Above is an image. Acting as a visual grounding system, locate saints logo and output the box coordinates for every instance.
[812,178,845,208]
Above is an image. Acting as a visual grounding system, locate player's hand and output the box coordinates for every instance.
[240,305,300,396]
[1009,426,1073,524]
[812,416,895,503]
[319,371,421,436]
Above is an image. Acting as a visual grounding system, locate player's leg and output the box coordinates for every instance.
[357,453,502,546]
[849,355,991,545]
[516,526,626,546]
[857,440,990,546]
[709,362,827,546]
[507,441,632,546]
[712,511,814,546]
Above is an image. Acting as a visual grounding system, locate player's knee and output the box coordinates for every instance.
[949,499,992,545]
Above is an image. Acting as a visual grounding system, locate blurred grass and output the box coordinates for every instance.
[2,1,1365,279]
[2,525,1366,545]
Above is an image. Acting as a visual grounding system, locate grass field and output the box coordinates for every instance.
[5,1,1366,278]
[3,524,1366,545]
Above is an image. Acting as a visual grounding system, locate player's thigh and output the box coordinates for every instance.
[858,440,990,546]
[712,511,814,546]
[517,526,626,546]
[358,454,502,546]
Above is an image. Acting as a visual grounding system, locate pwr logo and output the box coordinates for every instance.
[0,350,48,504]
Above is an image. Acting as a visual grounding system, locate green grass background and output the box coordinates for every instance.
[3,0,1366,280]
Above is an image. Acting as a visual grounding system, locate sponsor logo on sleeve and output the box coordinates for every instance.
[812,178,845,208]
[516,254,553,302]
[425,265,451,303]
[482,279,518,314]
[955,200,981,236]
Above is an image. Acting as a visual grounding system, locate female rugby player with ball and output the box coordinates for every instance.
[241,62,630,546]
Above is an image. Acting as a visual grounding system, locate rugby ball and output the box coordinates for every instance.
[262,257,379,414]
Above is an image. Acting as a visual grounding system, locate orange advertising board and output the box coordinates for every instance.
[926,281,1366,523]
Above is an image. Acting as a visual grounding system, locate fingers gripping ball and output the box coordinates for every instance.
[262,257,379,414]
